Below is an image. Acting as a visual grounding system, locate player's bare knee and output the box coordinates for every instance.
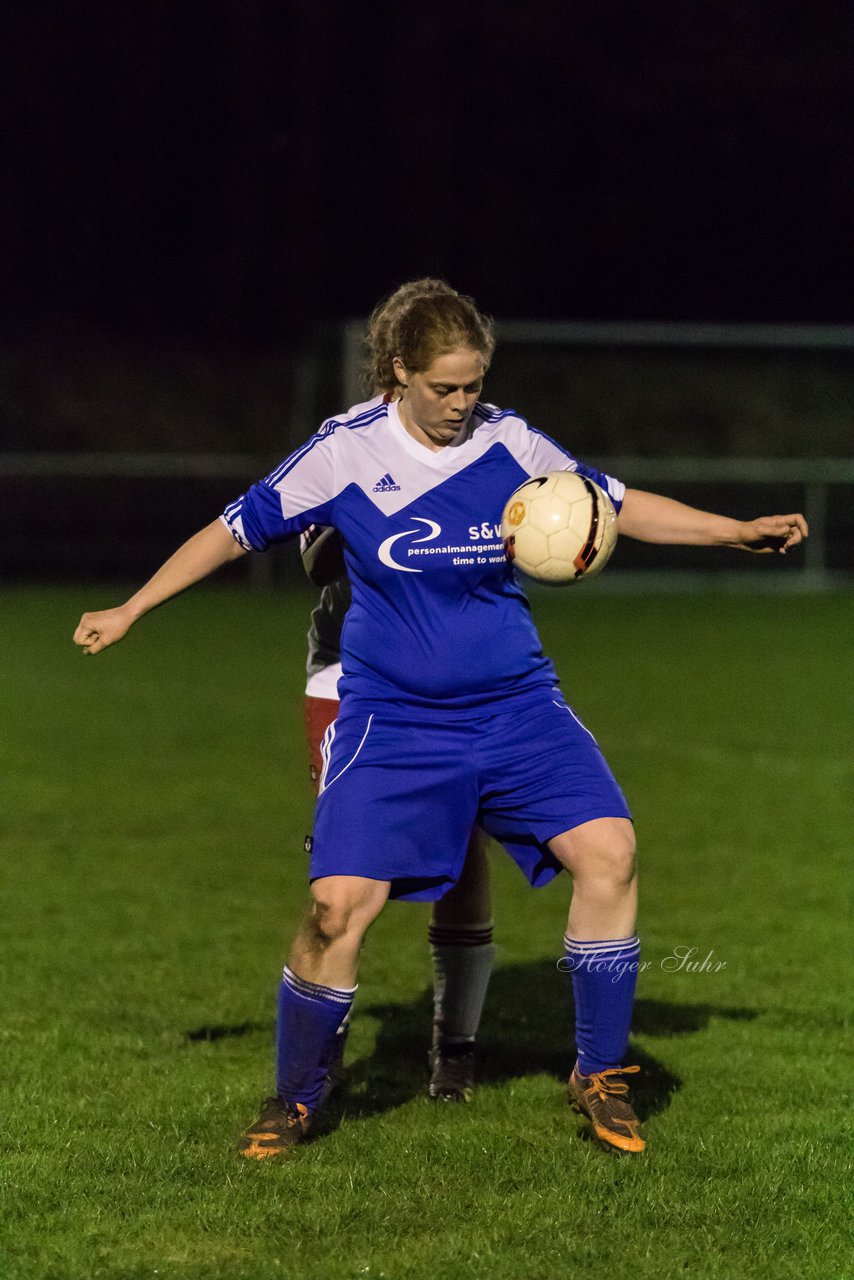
[304,893,349,948]
[580,841,636,897]
[616,850,637,890]
[593,834,636,893]
[309,879,386,948]
[312,898,359,946]
[609,828,637,886]
[551,818,636,885]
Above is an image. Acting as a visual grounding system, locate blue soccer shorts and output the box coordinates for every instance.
[309,684,631,901]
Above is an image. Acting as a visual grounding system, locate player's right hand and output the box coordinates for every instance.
[73,606,133,655]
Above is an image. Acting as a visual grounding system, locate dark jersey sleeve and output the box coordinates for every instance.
[299,525,348,588]
[306,579,352,679]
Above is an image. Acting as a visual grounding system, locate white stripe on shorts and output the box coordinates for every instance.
[552,698,598,743]
[318,714,374,796]
[317,718,336,793]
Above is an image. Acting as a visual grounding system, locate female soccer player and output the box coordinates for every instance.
[74,279,807,1156]
[300,530,494,1103]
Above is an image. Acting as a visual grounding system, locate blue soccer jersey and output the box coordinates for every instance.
[221,396,624,707]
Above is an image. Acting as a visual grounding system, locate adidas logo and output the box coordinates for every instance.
[372,472,401,493]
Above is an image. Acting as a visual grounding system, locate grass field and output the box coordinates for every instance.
[1,584,851,1280]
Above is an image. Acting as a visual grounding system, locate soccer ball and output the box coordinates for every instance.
[501,471,618,583]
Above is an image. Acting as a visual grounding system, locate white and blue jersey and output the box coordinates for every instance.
[222,395,624,709]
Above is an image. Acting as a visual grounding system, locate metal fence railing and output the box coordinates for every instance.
[342,321,854,407]
[2,453,851,588]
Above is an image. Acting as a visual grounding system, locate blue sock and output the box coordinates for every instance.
[276,966,356,1112]
[563,934,640,1075]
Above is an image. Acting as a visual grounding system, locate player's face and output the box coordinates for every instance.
[393,346,486,450]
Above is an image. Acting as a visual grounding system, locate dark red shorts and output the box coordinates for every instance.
[303,695,340,795]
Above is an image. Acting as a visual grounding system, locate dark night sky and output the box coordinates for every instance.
[3,0,852,342]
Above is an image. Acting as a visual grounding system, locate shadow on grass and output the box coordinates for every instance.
[184,959,757,1130]
[185,1021,268,1042]
[326,959,756,1128]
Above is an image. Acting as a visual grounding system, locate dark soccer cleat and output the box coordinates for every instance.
[568,1064,645,1154]
[238,1096,312,1160]
[428,1043,476,1102]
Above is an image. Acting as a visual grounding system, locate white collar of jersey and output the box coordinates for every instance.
[387,398,473,465]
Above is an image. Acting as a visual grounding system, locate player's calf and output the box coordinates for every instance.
[238,965,356,1159]
[427,913,494,1103]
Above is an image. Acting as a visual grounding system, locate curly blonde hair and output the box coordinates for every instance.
[365,278,495,394]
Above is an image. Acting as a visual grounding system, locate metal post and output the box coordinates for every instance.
[341,320,366,407]
[803,482,828,580]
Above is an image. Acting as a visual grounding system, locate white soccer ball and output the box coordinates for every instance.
[501,471,618,584]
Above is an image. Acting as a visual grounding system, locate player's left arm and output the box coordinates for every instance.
[617,489,808,554]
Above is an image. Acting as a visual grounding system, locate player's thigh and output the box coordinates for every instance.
[311,705,479,895]
[433,827,491,923]
[476,689,630,883]
[455,827,490,889]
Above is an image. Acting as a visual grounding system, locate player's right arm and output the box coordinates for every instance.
[73,518,246,655]
[75,408,347,656]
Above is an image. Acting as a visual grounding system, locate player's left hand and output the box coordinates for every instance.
[735,513,809,554]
